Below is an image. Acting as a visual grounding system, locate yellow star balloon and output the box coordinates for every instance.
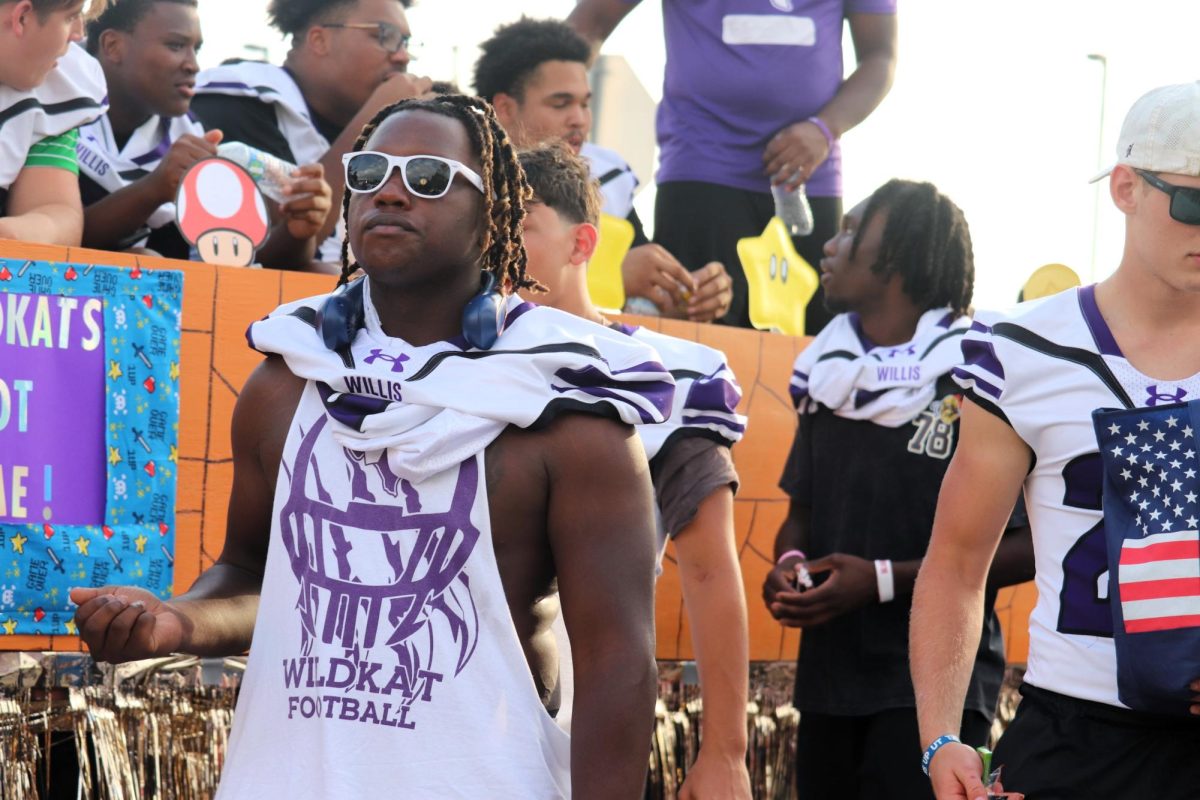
[134,533,148,554]
[108,360,123,381]
[10,532,27,555]
[74,535,90,556]
[1,619,15,635]
[587,213,633,313]
[108,447,122,466]
[736,216,819,336]
[1021,263,1081,302]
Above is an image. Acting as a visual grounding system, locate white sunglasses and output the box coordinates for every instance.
[342,151,485,197]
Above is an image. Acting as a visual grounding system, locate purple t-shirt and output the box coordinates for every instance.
[630,0,896,196]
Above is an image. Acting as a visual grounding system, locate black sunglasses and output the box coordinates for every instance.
[1136,169,1200,226]
[322,21,411,54]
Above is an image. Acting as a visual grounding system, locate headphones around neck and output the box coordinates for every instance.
[317,271,506,352]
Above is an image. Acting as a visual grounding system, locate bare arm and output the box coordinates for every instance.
[674,486,752,800]
[549,415,657,800]
[911,399,1030,800]
[72,357,303,661]
[0,166,84,245]
[566,0,639,60]
[763,12,898,187]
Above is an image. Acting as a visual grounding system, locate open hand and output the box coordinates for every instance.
[70,585,190,664]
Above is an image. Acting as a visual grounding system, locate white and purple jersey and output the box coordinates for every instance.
[623,0,895,196]
[954,285,1200,708]
[218,283,674,798]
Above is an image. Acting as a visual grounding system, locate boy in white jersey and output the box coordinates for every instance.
[79,0,333,267]
[517,143,751,800]
[0,0,106,244]
[912,83,1200,799]
[71,96,666,798]
[475,17,734,322]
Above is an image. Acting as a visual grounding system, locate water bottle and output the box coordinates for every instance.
[772,182,814,237]
[217,142,298,203]
[623,296,662,317]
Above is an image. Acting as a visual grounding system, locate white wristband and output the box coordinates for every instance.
[874,559,895,603]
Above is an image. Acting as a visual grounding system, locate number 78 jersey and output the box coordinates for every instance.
[953,285,1200,708]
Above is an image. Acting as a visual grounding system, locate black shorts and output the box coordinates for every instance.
[992,683,1200,799]
[795,707,991,800]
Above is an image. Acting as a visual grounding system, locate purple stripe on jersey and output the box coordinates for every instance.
[789,384,808,407]
[937,312,956,328]
[131,117,173,166]
[317,381,391,431]
[848,313,876,351]
[961,335,1005,379]
[612,360,670,376]
[680,414,747,435]
[1077,284,1123,357]
[951,366,1002,400]
[854,388,885,409]
[969,319,991,333]
[608,321,640,336]
[551,382,660,424]
[504,301,537,328]
[553,365,674,418]
[686,375,742,416]
[793,369,809,380]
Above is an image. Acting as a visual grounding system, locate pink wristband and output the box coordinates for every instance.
[807,116,836,151]
[777,549,807,564]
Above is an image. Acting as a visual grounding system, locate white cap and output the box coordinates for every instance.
[1090,81,1200,183]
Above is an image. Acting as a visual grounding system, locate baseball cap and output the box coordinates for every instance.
[1090,81,1200,183]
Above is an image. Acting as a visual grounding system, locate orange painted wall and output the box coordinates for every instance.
[0,241,1036,663]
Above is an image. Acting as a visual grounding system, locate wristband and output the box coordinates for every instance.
[921,734,961,776]
[777,549,807,565]
[874,559,895,603]
[806,115,836,151]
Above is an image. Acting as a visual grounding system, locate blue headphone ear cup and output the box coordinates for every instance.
[318,278,366,351]
[461,271,505,350]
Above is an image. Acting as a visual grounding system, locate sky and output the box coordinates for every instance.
[199,0,1200,312]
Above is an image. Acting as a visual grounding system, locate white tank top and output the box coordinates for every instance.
[216,382,570,799]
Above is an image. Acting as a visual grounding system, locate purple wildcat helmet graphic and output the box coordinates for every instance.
[279,416,481,704]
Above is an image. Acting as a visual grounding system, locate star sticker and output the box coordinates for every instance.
[169,361,180,382]
[73,535,90,556]
[64,619,77,635]
[1138,420,1151,431]
[1166,416,1179,428]
[10,532,27,555]
[108,360,123,381]
[737,216,820,335]
[108,447,122,466]
[1,619,15,635]
[134,533,148,554]
[1154,430,1167,442]
[1108,423,1121,435]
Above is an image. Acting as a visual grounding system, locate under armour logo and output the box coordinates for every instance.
[887,345,916,358]
[364,349,411,374]
[1146,385,1187,407]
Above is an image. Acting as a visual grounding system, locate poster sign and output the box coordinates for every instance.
[0,259,182,635]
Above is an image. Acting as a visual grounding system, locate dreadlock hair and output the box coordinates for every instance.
[852,179,975,317]
[337,94,537,296]
[267,0,410,38]
[85,0,196,55]
[518,141,600,227]
[473,17,591,102]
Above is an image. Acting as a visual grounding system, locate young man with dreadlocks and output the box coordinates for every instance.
[191,0,430,263]
[517,143,750,799]
[760,180,1033,798]
[72,95,670,798]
